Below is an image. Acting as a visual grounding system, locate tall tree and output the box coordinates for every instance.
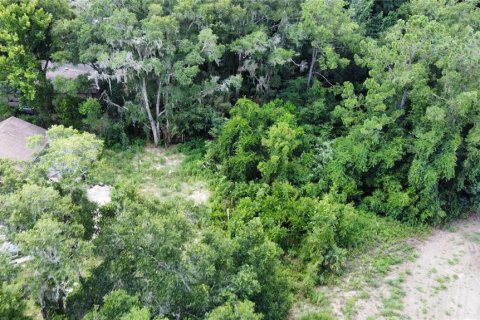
[0,0,72,121]
[296,0,360,88]
[36,125,103,194]
[16,216,93,319]
[61,0,237,145]
[0,0,51,101]
[327,0,480,223]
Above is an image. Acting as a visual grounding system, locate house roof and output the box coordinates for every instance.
[45,62,100,93]
[46,62,96,80]
[0,117,48,162]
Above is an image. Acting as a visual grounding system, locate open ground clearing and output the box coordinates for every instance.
[92,145,210,206]
[293,215,480,320]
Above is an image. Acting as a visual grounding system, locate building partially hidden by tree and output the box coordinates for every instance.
[1,62,99,108]
[0,116,47,161]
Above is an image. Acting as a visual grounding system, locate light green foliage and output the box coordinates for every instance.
[258,122,304,183]
[85,194,290,320]
[210,99,376,279]
[0,0,51,100]
[326,1,480,224]
[209,99,305,183]
[0,159,27,194]
[83,290,150,320]
[0,0,72,123]
[0,283,29,320]
[17,215,93,318]
[0,183,75,231]
[78,98,102,130]
[299,0,359,69]
[0,1,479,319]
[39,125,103,193]
[301,197,373,268]
[61,0,232,145]
[206,300,262,320]
[0,253,28,320]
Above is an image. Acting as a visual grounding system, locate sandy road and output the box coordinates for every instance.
[399,217,480,320]
[355,216,480,320]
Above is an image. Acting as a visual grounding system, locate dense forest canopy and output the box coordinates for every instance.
[0,0,479,319]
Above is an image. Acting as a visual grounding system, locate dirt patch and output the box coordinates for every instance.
[144,145,185,173]
[187,187,211,205]
[398,217,480,320]
[319,216,480,320]
[139,146,210,205]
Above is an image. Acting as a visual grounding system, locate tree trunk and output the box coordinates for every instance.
[141,77,160,145]
[307,47,318,89]
[39,290,48,320]
[398,90,408,109]
[163,76,172,147]
[41,306,49,320]
[155,81,162,144]
[57,287,66,314]
[164,94,170,148]
[57,293,65,314]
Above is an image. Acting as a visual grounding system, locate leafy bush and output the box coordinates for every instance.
[74,193,291,320]
[209,99,377,280]
[83,290,150,320]
[298,312,335,320]
[206,300,261,320]
[208,99,306,183]
[0,103,13,120]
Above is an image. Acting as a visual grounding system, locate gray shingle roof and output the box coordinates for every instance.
[0,117,47,161]
[46,62,97,80]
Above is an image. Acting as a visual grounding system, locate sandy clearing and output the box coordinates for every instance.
[144,145,185,173]
[187,187,211,205]
[353,216,480,320]
[140,146,210,205]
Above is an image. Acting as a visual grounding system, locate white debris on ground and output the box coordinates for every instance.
[12,256,32,265]
[0,224,31,265]
[0,225,17,255]
[188,188,211,205]
[86,185,113,239]
[86,184,112,206]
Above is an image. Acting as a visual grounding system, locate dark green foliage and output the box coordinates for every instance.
[71,192,291,320]
[324,5,480,224]
[209,98,378,280]
[54,94,82,127]
[208,99,306,183]
[207,0,480,284]
[1,0,480,319]
[0,103,13,120]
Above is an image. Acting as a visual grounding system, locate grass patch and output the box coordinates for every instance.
[88,141,210,205]
[291,220,426,319]
[432,275,450,293]
[298,312,336,320]
[447,257,460,265]
[345,296,357,320]
[375,254,404,274]
[382,281,406,318]
[464,231,480,244]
